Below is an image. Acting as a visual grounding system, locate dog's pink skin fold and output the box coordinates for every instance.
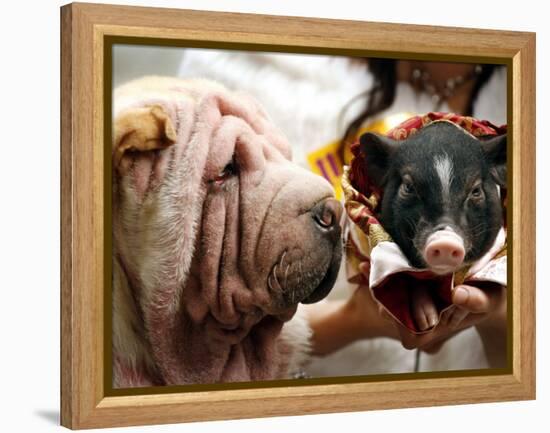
[113,78,332,387]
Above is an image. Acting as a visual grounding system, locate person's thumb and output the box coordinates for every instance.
[452,284,497,313]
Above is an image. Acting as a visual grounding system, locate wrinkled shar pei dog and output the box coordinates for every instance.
[112,77,343,387]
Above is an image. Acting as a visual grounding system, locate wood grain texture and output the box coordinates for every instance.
[511,32,536,396]
[60,2,536,429]
[60,4,73,429]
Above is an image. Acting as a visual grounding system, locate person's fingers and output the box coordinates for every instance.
[412,288,433,331]
[421,330,458,353]
[412,298,438,331]
[440,305,456,326]
[423,300,439,329]
[448,307,470,329]
[394,323,422,350]
[413,308,429,331]
[421,339,446,354]
[394,306,491,351]
[452,284,494,313]
[358,262,369,276]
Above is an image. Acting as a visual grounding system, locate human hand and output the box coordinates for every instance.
[395,282,506,351]
[305,282,397,356]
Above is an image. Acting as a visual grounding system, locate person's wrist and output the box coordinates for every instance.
[475,286,508,368]
[343,292,392,340]
[341,297,366,340]
[475,285,507,332]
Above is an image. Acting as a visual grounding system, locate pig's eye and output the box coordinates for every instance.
[400,178,415,196]
[470,185,484,199]
[212,158,238,185]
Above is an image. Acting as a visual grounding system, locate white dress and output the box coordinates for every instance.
[178,49,507,375]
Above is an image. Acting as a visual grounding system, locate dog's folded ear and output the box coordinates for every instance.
[113,104,177,171]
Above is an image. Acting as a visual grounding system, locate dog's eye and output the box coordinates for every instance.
[212,159,237,185]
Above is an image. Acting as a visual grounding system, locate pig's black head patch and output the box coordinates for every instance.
[358,121,506,272]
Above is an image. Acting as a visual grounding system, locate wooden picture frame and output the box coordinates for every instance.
[60,2,536,429]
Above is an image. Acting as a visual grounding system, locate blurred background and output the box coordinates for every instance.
[113,45,184,88]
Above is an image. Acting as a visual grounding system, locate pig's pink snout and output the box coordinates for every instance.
[423,230,465,274]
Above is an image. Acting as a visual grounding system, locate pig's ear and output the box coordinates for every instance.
[481,134,507,187]
[359,132,399,187]
[113,104,177,172]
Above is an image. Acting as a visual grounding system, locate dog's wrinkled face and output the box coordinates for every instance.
[113,80,342,343]
[199,139,342,320]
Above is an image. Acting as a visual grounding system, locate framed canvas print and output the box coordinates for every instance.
[60,2,536,429]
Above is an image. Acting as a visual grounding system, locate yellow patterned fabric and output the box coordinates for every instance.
[306,113,414,200]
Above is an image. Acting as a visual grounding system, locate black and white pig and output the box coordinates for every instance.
[358,121,506,331]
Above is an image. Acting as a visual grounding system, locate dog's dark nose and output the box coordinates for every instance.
[311,198,342,232]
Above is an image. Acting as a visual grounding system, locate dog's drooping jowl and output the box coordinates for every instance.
[112,77,342,387]
[358,121,506,330]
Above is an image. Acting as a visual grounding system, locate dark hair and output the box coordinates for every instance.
[466,64,497,114]
[341,59,397,153]
[339,59,498,161]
